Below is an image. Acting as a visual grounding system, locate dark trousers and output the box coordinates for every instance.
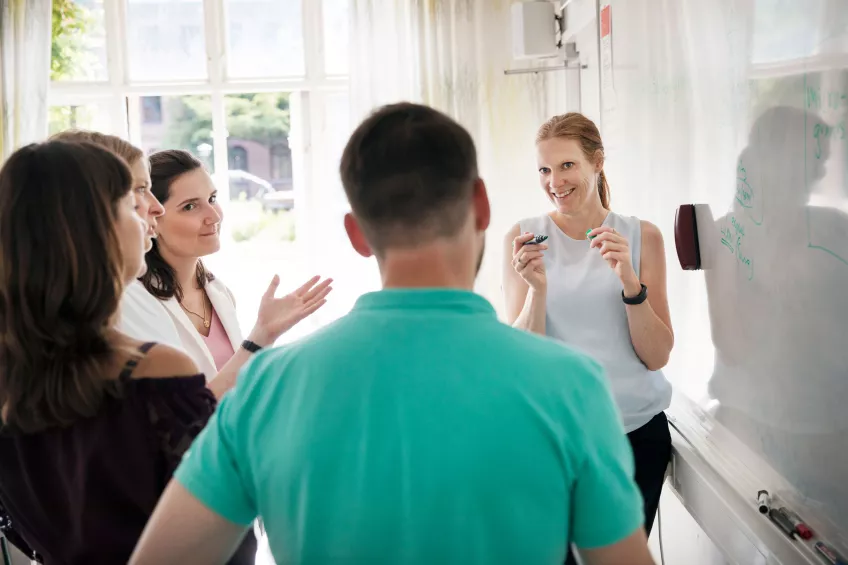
[227,530,258,565]
[565,412,671,564]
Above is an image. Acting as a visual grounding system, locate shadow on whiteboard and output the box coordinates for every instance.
[698,103,848,537]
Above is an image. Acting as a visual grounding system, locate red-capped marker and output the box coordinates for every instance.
[779,507,813,540]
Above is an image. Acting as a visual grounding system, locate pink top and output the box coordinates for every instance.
[201,309,235,371]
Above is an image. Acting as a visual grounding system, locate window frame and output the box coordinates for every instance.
[48,0,349,209]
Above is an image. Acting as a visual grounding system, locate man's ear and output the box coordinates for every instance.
[472,178,491,232]
[344,212,373,258]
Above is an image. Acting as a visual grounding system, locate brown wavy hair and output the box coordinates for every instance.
[536,113,610,209]
[0,141,132,433]
[139,149,213,300]
[50,129,144,167]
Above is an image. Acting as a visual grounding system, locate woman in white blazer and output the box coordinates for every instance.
[139,150,332,398]
[158,276,242,380]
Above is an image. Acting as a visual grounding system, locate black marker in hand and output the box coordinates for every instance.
[523,234,548,246]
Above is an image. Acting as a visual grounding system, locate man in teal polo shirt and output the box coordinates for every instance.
[131,103,655,565]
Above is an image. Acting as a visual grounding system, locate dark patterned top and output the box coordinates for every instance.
[0,342,254,564]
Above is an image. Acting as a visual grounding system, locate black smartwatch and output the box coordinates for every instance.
[241,340,263,353]
[622,284,648,305]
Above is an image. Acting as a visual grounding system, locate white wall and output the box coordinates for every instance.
[474,0,608,317]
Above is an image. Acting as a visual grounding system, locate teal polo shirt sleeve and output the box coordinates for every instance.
[174,357,263,527]
[569,358,645,549]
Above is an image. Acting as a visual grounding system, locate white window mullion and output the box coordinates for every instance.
[289,91,313,251]
[303,0,326,82]
[203,0,230,204]
[299,0,326,241]
[126,95,143,148]
[105,0,130,137]
[206,0,229,84]
[210,90,229,196]
[297,0,326,273]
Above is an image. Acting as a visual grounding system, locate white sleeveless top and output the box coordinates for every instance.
[519,212,671,433]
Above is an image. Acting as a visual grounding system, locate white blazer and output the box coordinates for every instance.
[118,281,183,350]
[159,278,243,380]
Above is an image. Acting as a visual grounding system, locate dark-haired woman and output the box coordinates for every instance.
[137,150,332,393]
[0,141,211,564]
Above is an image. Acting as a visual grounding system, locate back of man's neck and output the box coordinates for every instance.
[380,247,475,291]
[382,272,474,290]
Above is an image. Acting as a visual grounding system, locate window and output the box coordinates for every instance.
[229,145,248,171]
[220,91,303,337]
[52,0,108,81]
[125,0,207,82]
[49,0,349,341]
[48,103,111,135]
[134,95,216,171]
[323,0,350,75]
[224,92,292,195]
[141,96,163,124]
[225,0,304,78]
[270,143,292,182]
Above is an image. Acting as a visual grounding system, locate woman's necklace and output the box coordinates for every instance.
[180,294,210,329]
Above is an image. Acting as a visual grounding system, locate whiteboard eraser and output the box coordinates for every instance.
[675,204,701,270]
[511,2,559,60]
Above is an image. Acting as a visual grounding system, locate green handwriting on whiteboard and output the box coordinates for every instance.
[806,86,848,159]
[720,217,754,281]
[731,216,745,236]
[803,74,848,268]
[735,166,754,208]
[720,226,734,253]
[813,121,847,159]
[806,86,848,111]
[735,165,762,226]
[737,235,753,280]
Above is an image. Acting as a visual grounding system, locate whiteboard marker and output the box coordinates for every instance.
[815,541,847,565]
[523,234,548,246]
[757,490,771,514]
[779,507,813,539]
[768,508,800,539]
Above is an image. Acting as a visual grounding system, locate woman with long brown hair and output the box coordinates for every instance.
[44,131,265,563]
[0,140,215,564]
[49,130,183,349]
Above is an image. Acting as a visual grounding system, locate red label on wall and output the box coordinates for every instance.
[601,5,611,38]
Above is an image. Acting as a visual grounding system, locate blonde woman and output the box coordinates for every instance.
[504,113,673,558]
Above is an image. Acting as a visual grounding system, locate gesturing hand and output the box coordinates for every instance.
[248,275,333,347]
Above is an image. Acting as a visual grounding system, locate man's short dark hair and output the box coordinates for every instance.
[340,102,479,254]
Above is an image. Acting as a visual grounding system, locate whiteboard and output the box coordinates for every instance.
[600,0,848,543]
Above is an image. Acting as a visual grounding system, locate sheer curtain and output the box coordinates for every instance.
[0,0,51,160]
[311,0,560,318]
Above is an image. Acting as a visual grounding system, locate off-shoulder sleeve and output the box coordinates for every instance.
[131,375,217,479]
